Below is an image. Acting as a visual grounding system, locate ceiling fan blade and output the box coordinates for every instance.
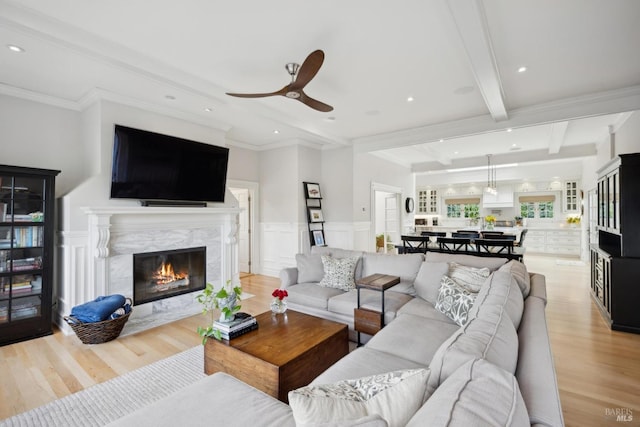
[226,86,289,98]
[298,91,333,112]
[290,50,324,90]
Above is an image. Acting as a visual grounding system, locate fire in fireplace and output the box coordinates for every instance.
[133,246,206,305]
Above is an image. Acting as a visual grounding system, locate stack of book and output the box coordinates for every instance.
[213,312,258,340]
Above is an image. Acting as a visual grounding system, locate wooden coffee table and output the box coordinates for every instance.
[204,309,349,402]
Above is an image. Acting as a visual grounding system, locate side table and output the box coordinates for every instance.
[354,273,400,346]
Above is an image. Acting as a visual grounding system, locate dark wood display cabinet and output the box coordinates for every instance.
[0,164,59,346]
[591,153,640,333]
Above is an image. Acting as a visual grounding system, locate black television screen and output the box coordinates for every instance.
[110,125,229,203]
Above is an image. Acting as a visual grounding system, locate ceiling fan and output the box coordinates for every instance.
[226,49,333,112]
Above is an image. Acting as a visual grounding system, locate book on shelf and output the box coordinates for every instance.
[213,312,256,332]
[218,321,259,340]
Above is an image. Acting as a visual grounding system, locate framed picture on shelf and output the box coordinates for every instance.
[303,182,322,199]
[308,208,324,223]
[312,230,325,246]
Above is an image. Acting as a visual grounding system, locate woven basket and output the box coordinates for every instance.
[64,310,132,344]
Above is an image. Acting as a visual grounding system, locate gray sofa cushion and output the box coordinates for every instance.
[312,347,427,385]
[286,283,345,310]
[528,273,547,303]
[407,359,530,427]
[412,261,449,305]
[328,289,412,325]
[296,253,325,283]
[106,372,295,427]
[425,252,508,270]
[365,313,459,366]
[470,271,524,329]
[362,252,424,294]
[427,304,518,394]
[396,297,457,325]
[499,260,531,298]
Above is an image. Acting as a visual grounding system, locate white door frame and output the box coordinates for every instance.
[371,182,402,253]
[228,179,260,275]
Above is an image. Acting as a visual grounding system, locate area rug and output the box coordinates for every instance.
[0,346,206,427]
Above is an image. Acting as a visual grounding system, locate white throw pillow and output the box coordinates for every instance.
[448,262,491,292]
[434,276,477,326]
[319,255,359,291]
[288,368,430,427]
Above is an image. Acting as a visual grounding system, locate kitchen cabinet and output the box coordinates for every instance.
[563,181,580,212]
[416,188,438,214]
[0,164,59,346]
[523,228,580,256]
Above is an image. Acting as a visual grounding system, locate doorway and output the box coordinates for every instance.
[372,183,401,253]
[228,180,259,276]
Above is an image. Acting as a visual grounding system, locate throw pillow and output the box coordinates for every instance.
[434,276,477,326]
[406,359,529,427]
[412,261,449,305]
[296,253,325,283]
[288,368,430,427]
[319,255,359,291]
[448,262,491,292]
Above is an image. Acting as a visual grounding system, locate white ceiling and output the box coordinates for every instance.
[1,0,639,172]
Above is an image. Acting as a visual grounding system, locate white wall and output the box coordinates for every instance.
[614,111,640,157]
[227,145,260,182]
[0,95,85,196]
[321,147,354,222]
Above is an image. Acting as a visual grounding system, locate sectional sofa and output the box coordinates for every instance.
[109,247,564,427]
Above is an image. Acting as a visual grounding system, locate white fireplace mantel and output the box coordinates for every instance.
[56,205,242,336]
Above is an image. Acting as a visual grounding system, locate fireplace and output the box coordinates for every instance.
[133,247,206,306]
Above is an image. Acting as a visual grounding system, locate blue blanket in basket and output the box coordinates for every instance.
[71,294,126,323]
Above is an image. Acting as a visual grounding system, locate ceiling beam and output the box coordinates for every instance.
[353,85,640,153]
[446,0,508,121]
[411,143,597,173]
[547,121,569,154]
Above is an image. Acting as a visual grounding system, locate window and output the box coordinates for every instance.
[519,195,555,219]
[445,198,480,219]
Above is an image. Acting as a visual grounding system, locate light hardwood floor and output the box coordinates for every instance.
[1,255,639,425]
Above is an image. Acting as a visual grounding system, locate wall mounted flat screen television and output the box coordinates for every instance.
[110,125,229,203]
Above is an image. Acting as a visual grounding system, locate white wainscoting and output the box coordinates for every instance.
[258,221,374,278]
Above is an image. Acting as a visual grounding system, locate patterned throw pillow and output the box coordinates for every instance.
[319,256,359,291]
[288,368,430,426]
[449,262,491,292]
[435,276,477,326]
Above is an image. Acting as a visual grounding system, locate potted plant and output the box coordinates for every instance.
[484,215,496,230]
[515,216,523,226]
[196,280,242,344]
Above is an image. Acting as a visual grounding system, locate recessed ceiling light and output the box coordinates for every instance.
[506,128,513,132]
[7,44,25,53]
[204,107,212,112]
[512,143,517,147]
[273,130,279,134]
[454,151,459,155]
[517,66,527,73]
[165,95,176,100]
[439,139,444,143]
[407,96,414,102]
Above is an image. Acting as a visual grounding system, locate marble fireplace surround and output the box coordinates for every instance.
[57,206,240,336]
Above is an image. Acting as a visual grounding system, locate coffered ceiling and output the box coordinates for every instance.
[1,0,639,172]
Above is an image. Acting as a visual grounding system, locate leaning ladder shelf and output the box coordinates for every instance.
[303,182,326,247]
